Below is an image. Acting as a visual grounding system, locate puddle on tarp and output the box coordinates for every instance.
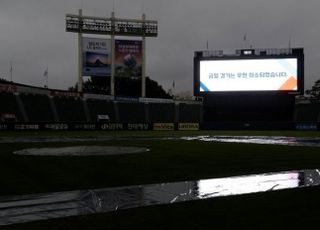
[0,169,319,225]
[182,136,320,147]
[13,146,150,156]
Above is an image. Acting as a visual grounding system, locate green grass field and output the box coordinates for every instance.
[1,130,320,229]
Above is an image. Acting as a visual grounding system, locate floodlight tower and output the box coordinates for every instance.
[66,10,158,97]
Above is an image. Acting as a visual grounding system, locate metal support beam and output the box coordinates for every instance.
[110,12,115,96]
[141,14,146,98]
[78,9,83,93]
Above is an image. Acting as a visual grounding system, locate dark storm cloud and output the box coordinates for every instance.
[0,0,319,93]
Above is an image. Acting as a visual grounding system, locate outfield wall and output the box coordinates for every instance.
[0,122,319,131]
[0,122,200,131]
[202,121,319,131]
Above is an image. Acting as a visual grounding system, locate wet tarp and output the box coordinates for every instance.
[1,169,319,226]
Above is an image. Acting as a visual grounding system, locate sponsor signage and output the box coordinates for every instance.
[14,124,40,130]
[100,123,125,130]
[178,123,200,131]
[0,84,17,93]
[153,123,175,131]
[83,93,114,101]
[115,96,140,102]
[72,123,96,130]
[0,123,154,131]
[44,123,69,130]
[296,123,318,131]
[1,122,319,131]
[0,124,9,130]
[51,91,80,98]
[83,37,111,77]
[128,123,150,130]
[82,38,142,78]
[115,39,142,78]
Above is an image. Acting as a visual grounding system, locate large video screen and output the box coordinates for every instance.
[199,58,298,92]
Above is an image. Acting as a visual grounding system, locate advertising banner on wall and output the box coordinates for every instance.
[178,123,200,131]
[115,39,142,78]
[82,37,111,77]
[153,123,175,131]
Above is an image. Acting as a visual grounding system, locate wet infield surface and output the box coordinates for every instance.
[1,135,320,225]
[0,169,319,225]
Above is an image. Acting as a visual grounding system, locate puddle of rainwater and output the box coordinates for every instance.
[0,169,319,225]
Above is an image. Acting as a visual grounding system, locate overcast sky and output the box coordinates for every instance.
[0,0,320,93]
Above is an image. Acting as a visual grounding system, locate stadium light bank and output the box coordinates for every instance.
[66,9,158,97]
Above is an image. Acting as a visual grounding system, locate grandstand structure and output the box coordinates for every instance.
[294,98,320,123]
[1,81,320,130]
[0,82,202,130]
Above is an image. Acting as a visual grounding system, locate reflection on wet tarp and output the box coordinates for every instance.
[182,136,320,147]
[1,169,320,226]
[197,172,300,198]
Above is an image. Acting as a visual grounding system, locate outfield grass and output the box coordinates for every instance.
[1,130,320,229]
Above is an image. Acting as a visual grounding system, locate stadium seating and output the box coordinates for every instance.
[53,96,87,122]
[0,83,204,124]
[0,92,23,121]
[3,87,320,125]
[148,103,175,122]
[19,93,54,122]
[179,103,202,122]
[117,102,145,122]
[86,99,116,122]
[295,103,320,122]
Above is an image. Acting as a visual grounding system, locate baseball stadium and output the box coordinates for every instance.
[1,5,320,230]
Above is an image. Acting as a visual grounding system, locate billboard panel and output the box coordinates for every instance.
[199,58,298,92]
[82,37,111,77]
[115,39,142,78]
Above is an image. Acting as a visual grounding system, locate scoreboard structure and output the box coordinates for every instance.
[194,48,304,122]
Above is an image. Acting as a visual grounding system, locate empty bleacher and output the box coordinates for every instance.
[295,103,320,122]
[5,84,320,125]
[0,92,23,121]
[86,99,116,122]
[53,96,87,122]
[148,103,175,122]
[19,93,54,122]
[0,82,204,124]
[117,102,145,122]
[179,103,202,122]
